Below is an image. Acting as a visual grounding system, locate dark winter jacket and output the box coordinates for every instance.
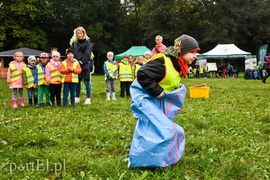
[137,47,181,97]
[71,39,93,80]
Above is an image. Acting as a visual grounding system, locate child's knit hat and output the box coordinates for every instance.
[66,48,74,55]
[40,52,49,58]
[174,34,200,54]
[107,51,114,57]
[122,54,128,58]
[27,56,36,63]
[144,51,151,56]
[52,51,60,57]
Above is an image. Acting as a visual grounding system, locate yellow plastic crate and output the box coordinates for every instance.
[189,84,210,98]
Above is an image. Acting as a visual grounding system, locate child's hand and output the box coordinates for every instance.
[157,92,165,98]
[68,67,73,72]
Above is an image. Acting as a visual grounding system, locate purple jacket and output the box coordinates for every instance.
[264,55,270,69]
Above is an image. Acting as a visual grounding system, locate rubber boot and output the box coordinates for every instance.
[106,93,111,100]
[19,98,25,107]
[12,99,18,109]
[28,99,33,107]
[111,92,117,101]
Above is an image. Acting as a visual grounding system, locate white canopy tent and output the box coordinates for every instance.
[202,44,251,59]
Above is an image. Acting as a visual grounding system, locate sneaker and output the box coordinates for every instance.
[83,98,91,105]
[75,97,80,103]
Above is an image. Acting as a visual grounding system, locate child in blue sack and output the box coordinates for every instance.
[128,34,200,168]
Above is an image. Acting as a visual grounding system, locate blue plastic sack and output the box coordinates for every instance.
[128,80,186,168]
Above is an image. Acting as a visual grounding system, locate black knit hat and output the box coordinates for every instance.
[66,48,74,55]
[174,34,200,54]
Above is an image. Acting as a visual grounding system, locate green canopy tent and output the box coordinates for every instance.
[114,46,151,60]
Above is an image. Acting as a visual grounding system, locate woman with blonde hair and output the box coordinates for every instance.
[70,26,93,105]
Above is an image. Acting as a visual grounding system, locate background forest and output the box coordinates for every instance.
[1,0,270,73]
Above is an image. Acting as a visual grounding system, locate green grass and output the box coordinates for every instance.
[0,75,269,179]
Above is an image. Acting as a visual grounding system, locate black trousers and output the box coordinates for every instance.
[49,84,62,106]
[120,81,132,98]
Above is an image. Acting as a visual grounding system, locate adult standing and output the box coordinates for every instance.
[262,54,270,83]
[151,35,167,57]
[70,26,93,104]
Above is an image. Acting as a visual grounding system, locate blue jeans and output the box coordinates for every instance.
[63,83,76,106]
[76,79,92,98]
[28,87,38,100]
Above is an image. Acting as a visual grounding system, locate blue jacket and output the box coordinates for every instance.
[34,62,46,84]
[103,60,117,80]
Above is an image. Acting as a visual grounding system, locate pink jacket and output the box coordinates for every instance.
[45,59,62,84]
[7,61,26,88]
[152,43,166,57]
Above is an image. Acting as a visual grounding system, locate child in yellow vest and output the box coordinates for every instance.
[22,55,38,107]
[7,51,26,108]
[45,51,63,107]
[128,35,200,168]
[134,56,144,78]
[59,48,82,108]
[34,52,50,107]
[118,54,133,98]
[103,51,117,100]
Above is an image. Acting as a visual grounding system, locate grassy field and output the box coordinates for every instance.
[0,75,269,179]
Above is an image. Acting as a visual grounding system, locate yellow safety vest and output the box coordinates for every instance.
[46,63,63,83]
[9,63,24,82]
[105,61,117,78]
[154,54,181,92]
[200,67,204,74]
[118,63,133,82]
[61,61,79,83]
[134,63,142,78]
[22,67,34,88]
[203,66,209,72]
[37,65,48,85]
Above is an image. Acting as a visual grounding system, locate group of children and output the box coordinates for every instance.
[7,49,82,108]
[103,51,152,100]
